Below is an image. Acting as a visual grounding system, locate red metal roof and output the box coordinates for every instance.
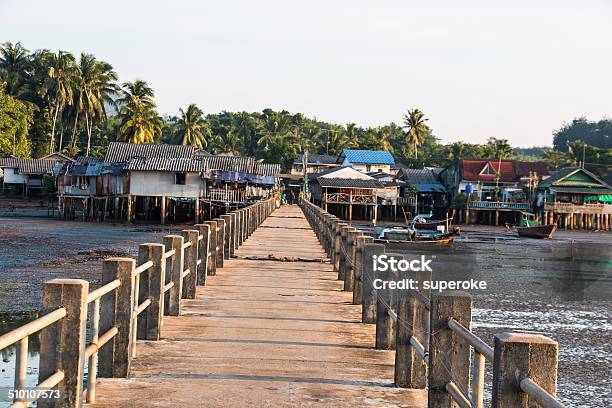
[460,160,517,182]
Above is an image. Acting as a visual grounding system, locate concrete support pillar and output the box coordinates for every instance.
[181,230,199,299]
[162,235,184,316]
[136,243,165,341]
[160,196,167,224]
[344,230,361,292]
[38,279,88,408]
[333,222,347,272]
[428,291,472,408]
[230,212,238,254]
[194,198,200,224]
[127,195,133,222]
[99,258,135,378]
[492,333,559,407]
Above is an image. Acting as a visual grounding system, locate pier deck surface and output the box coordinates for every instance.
[87,205,426,407]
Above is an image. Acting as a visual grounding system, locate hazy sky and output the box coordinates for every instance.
[2,0,611,146]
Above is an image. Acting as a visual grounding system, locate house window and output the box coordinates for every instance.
[366,165,371,172]
[175,172,186,185]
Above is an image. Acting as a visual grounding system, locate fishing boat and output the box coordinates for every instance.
[373,226,454,247]
[407,211,455,232]
[514,212,557,239]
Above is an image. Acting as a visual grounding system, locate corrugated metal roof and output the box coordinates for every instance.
[201,155,257,173]
[398,168,439,184]
[294,154,338,165]
[339,149,395,165]
[105,142,194,162]
[0,158,57,174]
[255,163,281,177]
[315,178,384,189]
[125,157,205,172]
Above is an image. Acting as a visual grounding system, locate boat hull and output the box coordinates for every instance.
[374,236,454,249]
[516,224,557,239]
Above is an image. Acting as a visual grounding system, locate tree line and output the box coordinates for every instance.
[0,41,610,177]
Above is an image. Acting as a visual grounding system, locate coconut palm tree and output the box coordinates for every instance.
[117,80,162,144]
[174,104,210,149]
[0,41,31,99]
[71,53,119,154]
[42,50,76,153]
[402,109,430,162]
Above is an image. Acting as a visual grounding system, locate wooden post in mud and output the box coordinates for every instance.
[428,291,472,407]
[492,333,559,407]
[38,279,88,408]
[163,235,184,316]
[99,258,135,377]
[181,230,199,299]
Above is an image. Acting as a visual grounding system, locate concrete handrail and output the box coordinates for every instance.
[299,196,566,408]
[1,197,276,408]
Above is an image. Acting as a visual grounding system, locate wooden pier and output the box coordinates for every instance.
[85,206,426,407]
[0,199,567,408]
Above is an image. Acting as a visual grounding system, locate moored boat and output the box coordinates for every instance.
[373,226,454,247]
[515,212,557,239]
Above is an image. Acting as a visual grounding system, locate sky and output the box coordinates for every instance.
[2,0,611,147]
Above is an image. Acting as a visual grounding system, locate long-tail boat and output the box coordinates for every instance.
[515,212,557,239]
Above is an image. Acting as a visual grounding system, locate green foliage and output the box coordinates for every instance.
[553,117,612,150]
[0,83,33,157]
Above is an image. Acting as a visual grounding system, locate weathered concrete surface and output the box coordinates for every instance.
[87,206,426,407]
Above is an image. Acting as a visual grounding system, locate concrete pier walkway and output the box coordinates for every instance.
[87,206,426,407]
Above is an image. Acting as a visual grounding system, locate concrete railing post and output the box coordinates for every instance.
[337,226,351,281]
[214,218,225,267]
[332,222,347,272]
[492,333,559,407]
[395,280,428,388]
[352,235,373,305]
[195,224,210,285]
[229,212,238,254]
[38,279,88,408]
[163,235,184,316]
[181,230,199,299]
[375,254,399,351]
[220,214,232,259]
[361,243,385,324]
[203,221,217,276]
[428,291,472,407]
[137,243,165,341]
[99,258,135,378]
[344,230,361,292]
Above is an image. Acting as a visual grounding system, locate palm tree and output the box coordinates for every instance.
[174,104,210,149]
[71,53,119,154]
[42,50,76,153]
[402,109,430,162]
[0,41,31,99]
[117,80,162,144]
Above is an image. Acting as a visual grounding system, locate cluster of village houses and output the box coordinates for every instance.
[1,144,611,230]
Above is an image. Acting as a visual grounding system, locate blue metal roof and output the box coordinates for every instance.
[340,149,395,165]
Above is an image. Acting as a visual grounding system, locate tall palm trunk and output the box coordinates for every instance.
[70,110,79,149]
[59,125,64,151]
[50,99,60,154]
[85,112,93,156]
